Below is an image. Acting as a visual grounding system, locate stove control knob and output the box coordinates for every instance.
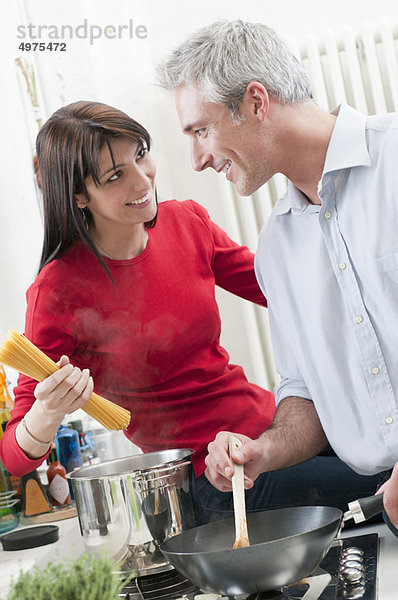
[339,567,364,584]
[340,559,364,570]
[342,583,366,599]
[342,547,364,557]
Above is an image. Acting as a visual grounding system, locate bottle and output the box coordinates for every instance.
[46,444,71,507]
[56,425,83,473]
[0,459,12,494]
[0,365,13,414]
[68,419,96,465]
[0,370,23,502]
[1,421,23,502]
[0,365,12,442]
[56,425,82,500]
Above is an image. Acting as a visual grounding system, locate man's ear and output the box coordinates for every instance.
[243,82,270,121]
[75,193,89,209]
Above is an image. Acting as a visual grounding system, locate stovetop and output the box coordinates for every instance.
[119,532,379,600]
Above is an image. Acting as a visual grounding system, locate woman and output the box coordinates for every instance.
[0,101,380,523]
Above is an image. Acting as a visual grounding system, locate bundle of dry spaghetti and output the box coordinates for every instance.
[0,330,130,431]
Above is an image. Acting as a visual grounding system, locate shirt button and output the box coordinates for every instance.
[338,262,346,270]
[386,416,393,425]
[355,314,363,324]
[371,365,380,375]
[324,211,332,219]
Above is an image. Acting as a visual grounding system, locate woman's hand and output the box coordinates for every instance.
[16,355,94,459]
[34,355,93,417]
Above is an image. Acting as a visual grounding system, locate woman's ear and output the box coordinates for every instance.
[75,193,89,209]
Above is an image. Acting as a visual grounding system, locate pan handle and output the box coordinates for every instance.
[344,492,384,524]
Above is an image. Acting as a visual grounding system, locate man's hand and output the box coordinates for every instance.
[205,396,328,492]
[378,462,398,528]
[204,431,268,491]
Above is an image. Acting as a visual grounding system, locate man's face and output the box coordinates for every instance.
[175,84,272,196]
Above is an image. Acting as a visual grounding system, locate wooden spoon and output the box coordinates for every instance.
[229,435,250,549]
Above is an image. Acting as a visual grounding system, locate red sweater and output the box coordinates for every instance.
[0,200,275,476]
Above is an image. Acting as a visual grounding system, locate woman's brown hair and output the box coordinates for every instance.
[36,100,158,276]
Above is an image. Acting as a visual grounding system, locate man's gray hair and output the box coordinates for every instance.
[157,20,313,120]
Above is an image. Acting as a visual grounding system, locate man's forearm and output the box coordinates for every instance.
[259,396,328,471]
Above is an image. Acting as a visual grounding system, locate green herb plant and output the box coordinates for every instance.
[7,553,130,600]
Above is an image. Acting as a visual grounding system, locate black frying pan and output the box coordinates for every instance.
[160,494,384,595]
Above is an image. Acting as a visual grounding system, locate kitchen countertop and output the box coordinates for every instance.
[0,515,85,599]
[0,517,397,599]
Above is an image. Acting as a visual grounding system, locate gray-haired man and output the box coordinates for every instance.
[158,20,398,530]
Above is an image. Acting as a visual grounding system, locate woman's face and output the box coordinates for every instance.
[76,136,157,232]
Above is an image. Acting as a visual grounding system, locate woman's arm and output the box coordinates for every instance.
[188,200,267,306]
[0,265,93,474]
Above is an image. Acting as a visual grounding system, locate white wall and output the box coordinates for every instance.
[0,0,396,392]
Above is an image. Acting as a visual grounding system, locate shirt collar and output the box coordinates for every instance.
[274,184,320,216]
[322,103,372,175]
[273,104,372,216]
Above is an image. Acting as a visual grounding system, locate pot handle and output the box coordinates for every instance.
[344,492,384,524]
[135,460,193,480]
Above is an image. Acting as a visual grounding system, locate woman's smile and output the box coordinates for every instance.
[125,191,152,207]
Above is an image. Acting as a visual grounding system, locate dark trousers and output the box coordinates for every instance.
[191,453,388,530]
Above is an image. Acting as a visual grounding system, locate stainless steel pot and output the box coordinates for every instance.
[67,449,196,576]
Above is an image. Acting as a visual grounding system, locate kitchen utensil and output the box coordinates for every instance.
[160,493,384,595]
[0,490,17,501]
[67,448,196,576]
[229,436,250,548]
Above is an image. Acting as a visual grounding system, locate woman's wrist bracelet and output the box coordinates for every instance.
[21,416,54,448]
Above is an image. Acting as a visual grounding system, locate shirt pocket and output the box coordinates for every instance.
[373,252,398,285]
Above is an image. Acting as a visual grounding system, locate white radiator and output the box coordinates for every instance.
[222,20,398,392]
[297,20,398,116]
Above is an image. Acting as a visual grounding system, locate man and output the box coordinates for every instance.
[158,20,398,529]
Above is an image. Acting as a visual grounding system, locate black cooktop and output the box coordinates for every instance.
[119,532,379,600]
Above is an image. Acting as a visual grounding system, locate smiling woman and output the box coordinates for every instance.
[36,101,158,278]
[75,137,157,260]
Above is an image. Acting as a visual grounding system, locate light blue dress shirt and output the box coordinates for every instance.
[255,104,398,475]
